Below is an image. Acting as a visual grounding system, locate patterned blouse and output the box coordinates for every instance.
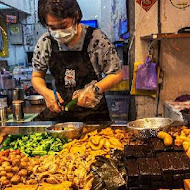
[32,24,122,78]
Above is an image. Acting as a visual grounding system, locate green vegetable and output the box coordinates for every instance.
[2,134,22,146]
[2,137,11,146]
[32,150,47,156]
[0,133,68,157]
[65,98,78,111]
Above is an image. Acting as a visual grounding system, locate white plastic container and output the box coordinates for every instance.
[0,95,7,107]
[0,72,15,89]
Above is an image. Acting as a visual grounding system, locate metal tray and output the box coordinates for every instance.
[0,121,55,135]
[0,121,127,136]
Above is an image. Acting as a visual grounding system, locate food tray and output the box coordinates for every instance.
[0,121,55,135]
[0,121,128,142]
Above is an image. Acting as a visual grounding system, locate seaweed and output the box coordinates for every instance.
[91,172,106,190]
[91,154,127,190]
[110,150,126,179]
[110,149,125,162]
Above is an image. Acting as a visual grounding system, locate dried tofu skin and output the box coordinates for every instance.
[38,182,72,190]
[5,182,72,190]
[5,184,38,190]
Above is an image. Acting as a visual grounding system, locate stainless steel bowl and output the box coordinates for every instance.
[127,117,173,139]
[46,122,84,140]
[27,95,45,105]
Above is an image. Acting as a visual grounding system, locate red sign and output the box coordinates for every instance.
[136,0,158,12]
[6,15,17,23]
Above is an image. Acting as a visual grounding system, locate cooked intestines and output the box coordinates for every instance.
[157,131,173,146]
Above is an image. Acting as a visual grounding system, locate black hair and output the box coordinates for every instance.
[38,0,83,27]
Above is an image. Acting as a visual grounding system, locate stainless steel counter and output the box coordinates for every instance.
[0,121,55,135]
[0,121,128,136]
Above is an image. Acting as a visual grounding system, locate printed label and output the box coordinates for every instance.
[64,69,76,88]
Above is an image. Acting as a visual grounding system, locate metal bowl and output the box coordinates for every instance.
[46,122,84,140]
[27,95,45,105]
[127,117,173,139]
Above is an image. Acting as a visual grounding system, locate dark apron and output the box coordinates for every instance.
[35,27,110,122]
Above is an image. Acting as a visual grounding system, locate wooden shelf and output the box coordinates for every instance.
[141,33,190,40]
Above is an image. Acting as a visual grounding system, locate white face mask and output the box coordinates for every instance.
[50,25,77,44]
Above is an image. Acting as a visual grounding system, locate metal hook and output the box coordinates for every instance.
[147,40,154,56]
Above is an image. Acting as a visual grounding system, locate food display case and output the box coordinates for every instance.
[0,119,190,189]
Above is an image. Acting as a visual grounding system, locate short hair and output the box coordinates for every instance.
[38,0,83,27]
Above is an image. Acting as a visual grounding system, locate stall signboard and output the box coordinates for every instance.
[136,0,158,12]
[6,15,17,23]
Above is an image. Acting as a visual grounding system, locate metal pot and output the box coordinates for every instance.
[127,117,173,139]
[0,106,8,121]
[12,100,24,121]
[27,95,45,105]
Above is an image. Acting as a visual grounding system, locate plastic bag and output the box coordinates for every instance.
[130,61,158,98]
[136,56,157,90]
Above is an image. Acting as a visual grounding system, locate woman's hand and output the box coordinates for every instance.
[44,89,64,112]
[73,85,102,108]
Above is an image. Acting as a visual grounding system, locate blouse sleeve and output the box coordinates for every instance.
[32,32,52,73]
[88,29,122,76]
